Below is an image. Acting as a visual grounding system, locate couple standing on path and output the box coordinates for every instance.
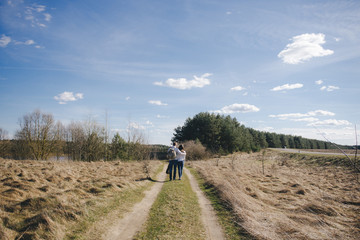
[167,142,186,181]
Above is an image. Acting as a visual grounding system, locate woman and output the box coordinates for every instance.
[176,144,186,180]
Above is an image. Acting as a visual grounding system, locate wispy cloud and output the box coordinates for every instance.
[278,33,334,64]
[44,13,52,22]
[156,114,169,119]
[127,122,145,130]
[0,34,11,47]
[14,39,35,45]
[308,119,351,126]
[269,110,335,120]
[148,100,168,106]
[54,91,84,104]
[270,110,351,129]
[320,85,339,92]
[5,1,52,28]
[230,86,246,91]
[271,83,303,91]
[293,117,319,122]
[25,3,51,28]
[154,73,212,90]
[315,80,323,85]
[213,103,260,114]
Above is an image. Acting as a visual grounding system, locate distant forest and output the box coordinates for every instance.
[0,110,354,161]
[172,112,352,154]
[0,109,158,161]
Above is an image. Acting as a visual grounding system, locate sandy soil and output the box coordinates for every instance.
[103,165,225,240]
[184,167,225,240]
[103,164,168,240]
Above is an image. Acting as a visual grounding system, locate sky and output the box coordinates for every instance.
[0,0,359,146]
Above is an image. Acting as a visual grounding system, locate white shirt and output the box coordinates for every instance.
[175,148,186,161]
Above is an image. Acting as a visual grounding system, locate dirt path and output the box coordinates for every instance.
[184,167,225,240]
[103,165,224,240]
[103,164,167,240]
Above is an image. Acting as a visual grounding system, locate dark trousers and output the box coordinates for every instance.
[168,160,178,180]
[177,161,184,179]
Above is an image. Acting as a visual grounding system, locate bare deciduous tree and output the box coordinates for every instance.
[53,121,66,160]
[0,128,9,157]
[16,109,56,160]
[0,128,8,140]
[66,121,86,161]
[65,119,105,161]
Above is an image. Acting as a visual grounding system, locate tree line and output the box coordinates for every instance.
[1,110,352,161]
[0,109,163,161]
[172,112,345,155]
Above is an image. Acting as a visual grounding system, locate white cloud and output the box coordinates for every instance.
[0,34,11,47]
[54,91,84,104]
[156,114,169,119]
[14,39,35,45]
[148,100,168,106]
[25,39,35,45]
[293,117,319,122]
[315,80,323,85]
[230,86,246,91]
[154,73,211,90]
[271,83,303,91]
[125,96,130,101]
[278,33,334,64]
[213,103,260,114]
[44,13,52,22]
[308,119,352,126]
[24,4,50,27]
[33,4,46,12]
[128,122,145,130]
[269,110,335,120]
[320,85,339,92]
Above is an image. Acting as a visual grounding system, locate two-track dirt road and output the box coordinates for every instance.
[104,164,224,240]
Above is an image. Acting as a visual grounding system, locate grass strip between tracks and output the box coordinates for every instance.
[135,172,206,240]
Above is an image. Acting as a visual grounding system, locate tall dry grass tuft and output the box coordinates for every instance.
[189,150,360,240]
[0,158,161,239]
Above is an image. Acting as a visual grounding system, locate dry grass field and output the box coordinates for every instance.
[0,158,161,239]
[189,150,360,240]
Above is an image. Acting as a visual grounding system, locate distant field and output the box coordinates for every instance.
[189,150,360,240]
[274,148,358,155]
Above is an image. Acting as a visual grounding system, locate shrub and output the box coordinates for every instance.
[183,140,209,160]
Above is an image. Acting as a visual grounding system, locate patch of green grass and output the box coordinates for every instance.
[65,163,165,240]
[135,173,206,240]
[188,167,255,240]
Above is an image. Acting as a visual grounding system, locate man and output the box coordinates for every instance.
[167,142,178,181]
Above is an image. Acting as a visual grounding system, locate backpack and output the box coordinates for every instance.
[167,148,176,160]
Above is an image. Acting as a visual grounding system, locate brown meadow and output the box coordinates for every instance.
[189,150,360,240]
[0,158,161,239]
[1,149,359,240]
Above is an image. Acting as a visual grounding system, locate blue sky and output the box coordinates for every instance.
[1,0,359,146]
